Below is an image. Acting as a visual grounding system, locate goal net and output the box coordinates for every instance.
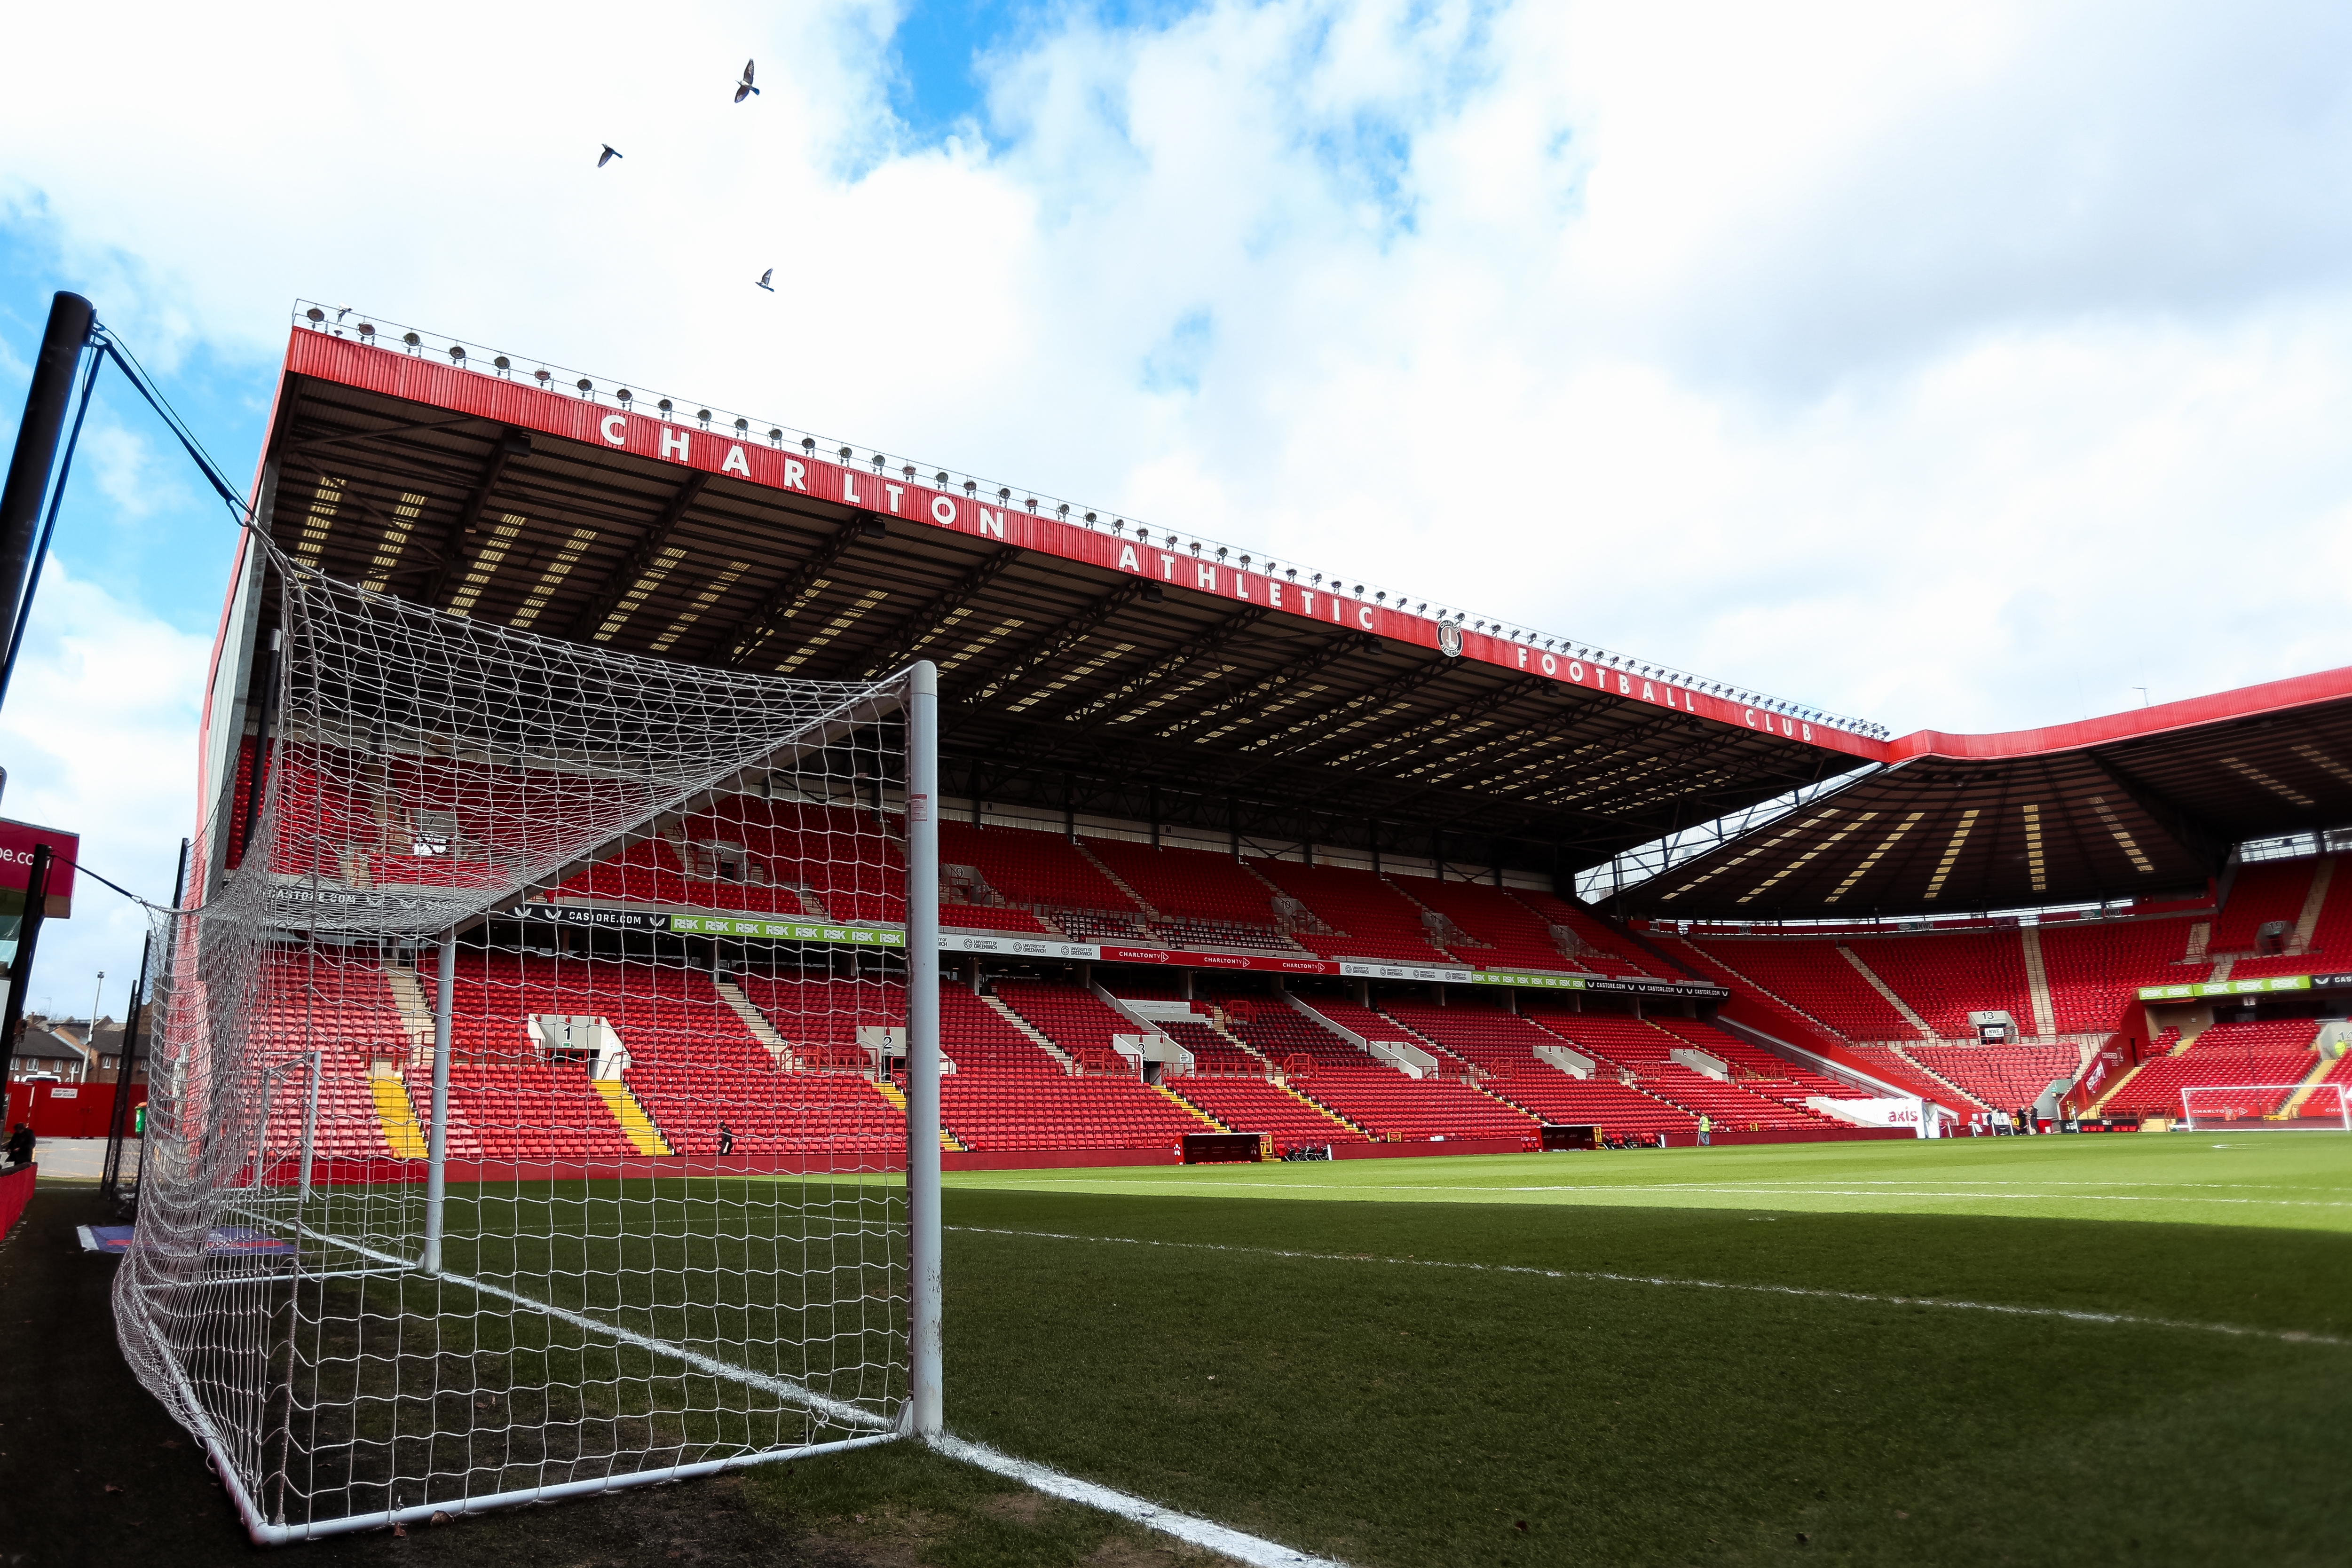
[2178,1081,2349,1131]
[113,545,941,1542]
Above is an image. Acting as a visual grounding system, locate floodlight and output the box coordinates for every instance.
[770,429,785,445]
[447,345,466,364]
[357,323,376,340]
[698,410,712,428]
[305,306,324,323]
[998,487,1012,500]
[1058,503,1071,518]
[1141,583,1164,602]
[576,377,593,394]
[617,389,634,406]
[803,436,817,453]
[1085,512,1097,524]
[403,331,421,350]
[658,398,674,414]
[936,471,950,485]
[534,369,552,386]
[843,446,856,461]
[493,356,512,374]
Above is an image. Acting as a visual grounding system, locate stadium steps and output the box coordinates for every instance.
[2275,1053,2338,1117]
[1837,947,1935,1038]
[384,965,436,1053]
[1886,1045,1990,1112]
[2183,921,2212,964]
[1154,1083,1230,1130]
[370,1076,428,1158]
[1074,843,1162,918]
[713,979,790,1064]
[2208,955,2237,985]
[2019,926,2059,1038]
[1669,938,1860,1046]
[982,995,1077,1072]
[1196,1008,1273,1065]
[873,1079,963,1150]
[591,1079,674,1156]
[2290,858,2336,952]
[1283,1081,1380,1140]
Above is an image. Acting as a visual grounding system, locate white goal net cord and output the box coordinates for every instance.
[113,543,932,1539]
[2178,1082,2349,1129]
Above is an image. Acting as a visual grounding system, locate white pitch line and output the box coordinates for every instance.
[976,1175,2352,1210]
[933,1434,1349,1568]
[948,1225,2352,1349]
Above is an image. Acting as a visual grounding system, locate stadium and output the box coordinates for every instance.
[4,296,2350,1564]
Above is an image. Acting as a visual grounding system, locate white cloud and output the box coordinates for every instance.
[0,560,208,1023]
[1,0,2349,755]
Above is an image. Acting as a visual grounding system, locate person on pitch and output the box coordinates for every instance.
[1697,1112,1712,1147]
[716,1122,735,1156]
[4,1120,33,1170]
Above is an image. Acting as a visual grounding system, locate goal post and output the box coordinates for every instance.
[113,547,942,1542]
[2178,1082,2349,1131]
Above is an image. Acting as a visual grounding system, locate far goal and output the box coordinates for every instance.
[2178,1082,2349,1132]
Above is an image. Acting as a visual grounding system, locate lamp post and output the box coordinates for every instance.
[89,970,103,1081]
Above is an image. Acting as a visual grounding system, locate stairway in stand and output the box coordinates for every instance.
[875,1078,964,1150]
[370,1076,428,1157]
[592,1079,674,1155]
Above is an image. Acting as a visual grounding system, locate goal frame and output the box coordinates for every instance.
[2178,1081,2349,1132]
[130,647,942,1545]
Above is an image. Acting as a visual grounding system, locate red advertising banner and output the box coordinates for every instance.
[284,331,1885,762]
[0,816,76,920]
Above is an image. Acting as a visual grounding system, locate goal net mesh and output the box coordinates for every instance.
[2178,1081,2349,1130]
[114,546,919,1535]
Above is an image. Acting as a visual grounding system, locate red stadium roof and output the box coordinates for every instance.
[1624,667,2352,919]
[212,307,2351,908]
[207,310,1892,884]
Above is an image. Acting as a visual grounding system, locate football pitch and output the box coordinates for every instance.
[924,1135,2352,1564]
[12,1134,2350,1565]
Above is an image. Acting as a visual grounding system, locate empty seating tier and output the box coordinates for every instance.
[1167,1078,1368,1151]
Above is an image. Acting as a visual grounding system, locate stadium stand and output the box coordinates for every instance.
[1246,860,1458,964]
[1294,994,1477,1075]
[1381,876,1577,972]
[1484,1073,1696,1142]
[2207,859,2320,954]
[1686,939,1923,1040]
[992,980,1137,1073]
[1164,1077,1370,1151]
[2100,1018,2322,1118]
[1509,890,1665,978]
[1149,1017,1269,1075]
[938,820,1136,913]
[1521,1009,1831,1130]
[2036,917,2205,1032]
[1079,837,1298,946]
[1905,1044,2081,1115]
[2229,856,2345,978]
[933,985,1209,1150]
[1847,934,2036,1040]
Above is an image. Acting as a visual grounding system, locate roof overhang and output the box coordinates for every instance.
[218,322,1894,878]
[1626,668,2352,918]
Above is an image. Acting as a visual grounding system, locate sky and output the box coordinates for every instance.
[4,0,2352,1008]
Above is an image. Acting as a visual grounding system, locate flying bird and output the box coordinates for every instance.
[598,144,622,167]
[735,60,758,102]
[756,269,775,292]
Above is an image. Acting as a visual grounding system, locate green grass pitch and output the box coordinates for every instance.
[921,1134,2351,1564]
[65,1134,2352,1564]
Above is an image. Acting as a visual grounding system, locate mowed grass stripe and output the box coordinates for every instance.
[949,1222,2352,1348]
[948,1136,2352,1232]
[939,1186,2352,1566]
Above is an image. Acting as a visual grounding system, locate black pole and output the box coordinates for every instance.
[237,628,284,867]
[99,836,187,1206]
[99,938,150,1204]
[0,293,97,667]
[0,843,55,1095]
